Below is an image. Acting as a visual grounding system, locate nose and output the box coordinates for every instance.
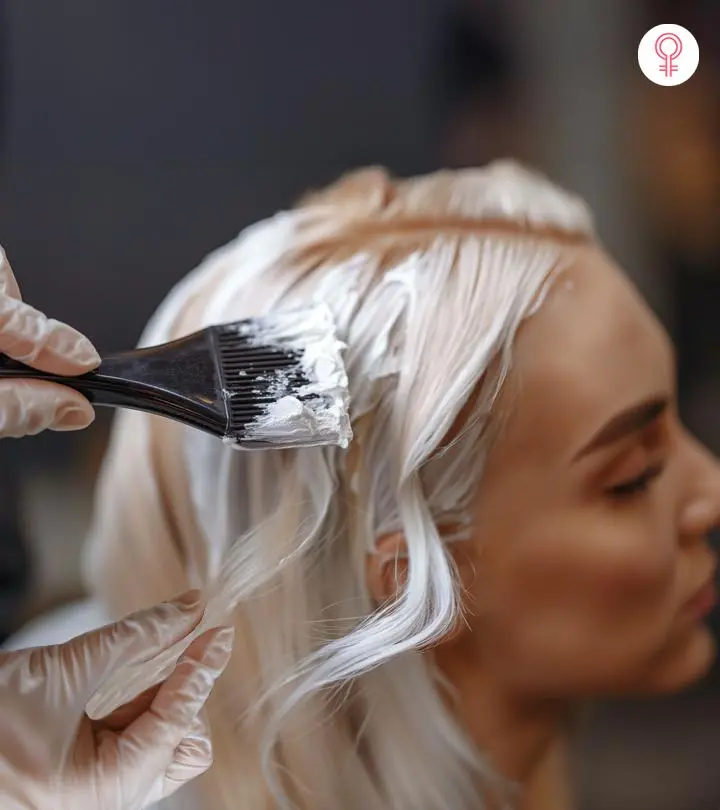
[678,433,720,538]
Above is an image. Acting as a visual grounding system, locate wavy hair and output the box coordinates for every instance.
[84,161,594,810]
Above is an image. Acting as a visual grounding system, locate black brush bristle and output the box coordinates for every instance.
[214,326,312,438]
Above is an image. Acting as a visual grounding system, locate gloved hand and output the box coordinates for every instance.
[0,591,234,810]
[0,245,100,438]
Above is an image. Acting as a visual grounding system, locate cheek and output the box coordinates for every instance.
[491,510,674,610]
[470,509,678,685]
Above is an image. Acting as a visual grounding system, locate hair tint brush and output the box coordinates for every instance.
[0,304,352,450]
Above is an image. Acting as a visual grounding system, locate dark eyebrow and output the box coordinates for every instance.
[573,397,669,461]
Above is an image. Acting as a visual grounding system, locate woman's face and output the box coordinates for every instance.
[451,244,720,698]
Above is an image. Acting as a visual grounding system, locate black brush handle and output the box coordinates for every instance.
[0,331,227,435]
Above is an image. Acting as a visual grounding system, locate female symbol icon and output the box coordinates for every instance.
[638,24,699,86]
[655,32,683,77]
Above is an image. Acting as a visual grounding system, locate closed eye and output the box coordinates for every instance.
[606,463,665,499]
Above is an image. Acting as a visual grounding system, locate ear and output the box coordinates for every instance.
[365,531,409,605]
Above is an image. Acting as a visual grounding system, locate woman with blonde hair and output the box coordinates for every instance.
[28,161,720,809]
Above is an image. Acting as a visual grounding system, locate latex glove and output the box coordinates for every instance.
[0,244,100,437]
[0,591,234,810]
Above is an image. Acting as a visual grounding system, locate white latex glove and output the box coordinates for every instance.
[0,590,234,810]
[0,245,100,437]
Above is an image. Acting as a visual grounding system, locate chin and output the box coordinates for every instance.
[638,624,717,695]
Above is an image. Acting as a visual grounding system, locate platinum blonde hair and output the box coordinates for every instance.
[85,161,594,810]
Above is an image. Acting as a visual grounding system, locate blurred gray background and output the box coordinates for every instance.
[0,2,718,808]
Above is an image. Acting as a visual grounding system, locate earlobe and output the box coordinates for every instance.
[365,532,409,604]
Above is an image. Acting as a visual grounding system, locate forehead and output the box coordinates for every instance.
[493,245,673,466]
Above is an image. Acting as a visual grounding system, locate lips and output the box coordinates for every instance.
[683,579,718,619]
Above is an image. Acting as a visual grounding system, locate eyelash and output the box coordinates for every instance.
[606,464,665,499]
